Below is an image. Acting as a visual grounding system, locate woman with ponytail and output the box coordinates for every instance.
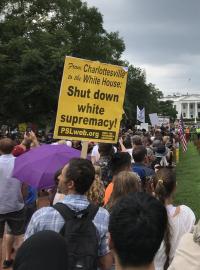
[153,168,196,270]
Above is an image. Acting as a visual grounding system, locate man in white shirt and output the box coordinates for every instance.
[0,138,25,269]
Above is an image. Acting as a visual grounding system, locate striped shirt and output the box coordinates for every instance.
[25,194,110,257]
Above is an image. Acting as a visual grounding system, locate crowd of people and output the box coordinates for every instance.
[0,126,199,270]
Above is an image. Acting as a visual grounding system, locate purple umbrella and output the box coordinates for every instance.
[13,144,81,189]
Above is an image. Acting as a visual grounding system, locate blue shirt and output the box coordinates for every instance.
[25,186,37,205]
[25,194,110,257]
[133,163,155,181]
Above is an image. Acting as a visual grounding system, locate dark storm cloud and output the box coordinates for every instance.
[85,0,200,94]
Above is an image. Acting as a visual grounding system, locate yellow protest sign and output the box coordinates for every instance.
[54,56,128,143]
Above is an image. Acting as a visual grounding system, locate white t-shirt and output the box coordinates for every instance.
[168,233,200,270]
[154,204,196,270]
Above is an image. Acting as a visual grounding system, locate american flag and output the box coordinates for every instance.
[178,114,187,152]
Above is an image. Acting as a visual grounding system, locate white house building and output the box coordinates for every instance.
[160,94,200,119]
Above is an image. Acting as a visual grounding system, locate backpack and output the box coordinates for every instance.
[53,203,99,270]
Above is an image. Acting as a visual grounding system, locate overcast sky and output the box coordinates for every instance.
[85,0,200,95]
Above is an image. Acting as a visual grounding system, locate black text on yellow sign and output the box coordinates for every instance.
[54,56,128,143]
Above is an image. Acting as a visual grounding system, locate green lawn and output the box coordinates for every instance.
[175,142,200,220]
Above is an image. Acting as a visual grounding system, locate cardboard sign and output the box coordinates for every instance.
[54,56,128,143]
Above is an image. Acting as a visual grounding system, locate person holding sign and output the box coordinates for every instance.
[54,56,128,144]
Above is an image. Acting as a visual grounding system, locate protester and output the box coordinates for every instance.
[168,220,200,270]
[0,138,25,269]
[118,136,133,162]
[13,230,68,270]
[105,171,141,212]
[25,158,113,270]
[91,143,117,165]
[51,168,64,205]
[132,145,155,190]
[96,143,115,187]
[132,135,143,149]
[154,129,164,141]
[109,193,168,270]
[142,135,153,148]
[153,168,196,270]
[12,131,39,156]
[185,126,190,143]
[104,152,132,205]
[0,121,198,270]
[145,146,156,168]
[86,165,105,206]
[152,143,170,170]
[7,133,38,264]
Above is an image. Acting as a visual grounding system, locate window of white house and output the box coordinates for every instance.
[183,113,186,117]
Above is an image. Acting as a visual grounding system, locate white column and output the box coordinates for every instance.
[195,102,198,119]
[178,102,182,118]
[187,103,190,118]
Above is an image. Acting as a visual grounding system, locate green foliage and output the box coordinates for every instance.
[0,0,166,127]
[0,0,125,124]
[124,65,163,124]
[158,100,178,121]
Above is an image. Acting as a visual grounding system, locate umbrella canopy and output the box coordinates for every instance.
[13,144,81,189]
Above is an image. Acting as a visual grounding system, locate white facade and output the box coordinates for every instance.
[160,94,200,119]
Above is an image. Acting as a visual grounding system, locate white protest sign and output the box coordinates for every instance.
[140,123,149,131]
[137,106,145,123]
[158,117,170,127]
[149,113,159,127]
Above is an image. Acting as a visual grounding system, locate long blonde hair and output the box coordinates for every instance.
[86,166,105,206]
[106,171,141,211]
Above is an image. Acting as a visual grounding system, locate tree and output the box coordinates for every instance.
[0,0,125,124]
[157,100,177,121]
[124,65,163,125]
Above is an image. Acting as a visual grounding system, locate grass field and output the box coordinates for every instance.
[175,142,200,220]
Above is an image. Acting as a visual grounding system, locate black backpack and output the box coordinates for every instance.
[53,203,99,270]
